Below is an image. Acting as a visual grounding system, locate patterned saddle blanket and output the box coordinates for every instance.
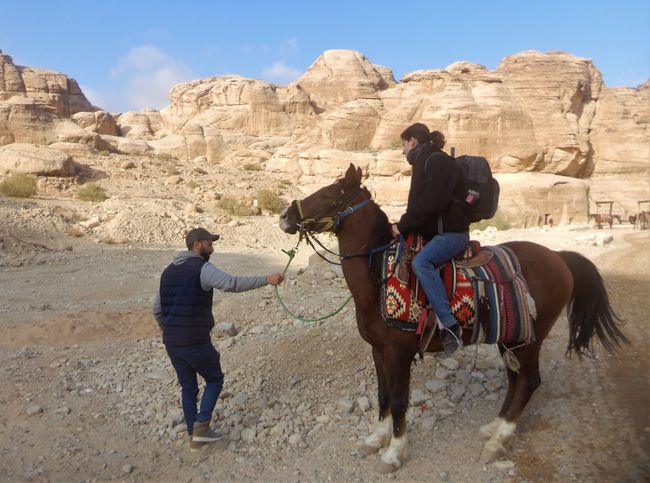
[380,234,536,346]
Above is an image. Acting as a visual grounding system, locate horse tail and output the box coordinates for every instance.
[557,250,629,357]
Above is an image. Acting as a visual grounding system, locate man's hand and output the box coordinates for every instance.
[390,224,400,239]
[266,273,284,285]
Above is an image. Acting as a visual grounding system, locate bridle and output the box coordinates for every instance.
[291,184,395,265]
[294,183,370,234]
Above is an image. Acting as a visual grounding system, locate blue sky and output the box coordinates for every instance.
[1,0,648,112]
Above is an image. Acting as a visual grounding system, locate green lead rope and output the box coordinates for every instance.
[274,241,352,324]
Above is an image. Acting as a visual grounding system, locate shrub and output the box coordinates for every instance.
[193,167,207,175]
[243,163,262,171]
[186,180,199,190]
[277,179,292,189]
[470,210,512,231]
[256,189,285,214]
[77,182,108,202]
[218,198,251,216]
[0,173,37,198]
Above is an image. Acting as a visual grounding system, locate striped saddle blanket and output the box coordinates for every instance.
[380,235,536,345]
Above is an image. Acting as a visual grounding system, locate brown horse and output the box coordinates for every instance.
[279,164,628,472]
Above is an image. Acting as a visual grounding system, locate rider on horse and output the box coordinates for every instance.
[390,123,470,354]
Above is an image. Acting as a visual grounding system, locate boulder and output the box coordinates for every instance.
[72,111,120,136]
[0,143,76,176]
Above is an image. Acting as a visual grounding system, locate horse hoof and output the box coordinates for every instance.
[359,443,381,457]
[481,440,507,463]
[379,461,400,473]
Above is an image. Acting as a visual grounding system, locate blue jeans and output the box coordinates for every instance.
[165,341,224,435]
[411,232,469,328]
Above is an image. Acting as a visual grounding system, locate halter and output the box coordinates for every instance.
[294,186,370,234]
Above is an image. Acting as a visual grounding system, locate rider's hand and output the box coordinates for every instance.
[266,273,284,285]
[390,224,400,239]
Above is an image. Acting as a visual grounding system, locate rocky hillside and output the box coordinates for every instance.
[0,48,648,227]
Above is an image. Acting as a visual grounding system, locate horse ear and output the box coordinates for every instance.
[343,164,358,188]
[356,166,363,183]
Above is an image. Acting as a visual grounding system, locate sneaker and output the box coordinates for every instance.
[192,420,224,443]
[189,436,205,451]
[441,324,463,354]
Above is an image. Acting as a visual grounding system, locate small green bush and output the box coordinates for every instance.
[243,163,262,171]
[470,210,511,231]
[0,173,37,198]
[186,180,199,190]
[277,179,292,188]
[218,198,251,216]
[77,183,108,202]
[256,189,285,214]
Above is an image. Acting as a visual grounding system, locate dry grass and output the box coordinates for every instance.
[218,198,251,216]
[0,173,37,198]
[77,183,108,202]
[256,189,285,214]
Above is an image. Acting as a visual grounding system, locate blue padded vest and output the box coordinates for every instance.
[159,257,214,346]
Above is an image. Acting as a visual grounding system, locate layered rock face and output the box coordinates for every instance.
[0,48,647,226]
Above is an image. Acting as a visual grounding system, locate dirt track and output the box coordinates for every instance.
[0,225,648,482]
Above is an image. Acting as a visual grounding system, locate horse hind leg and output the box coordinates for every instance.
[482,345,542,462]
[479,364,518,440]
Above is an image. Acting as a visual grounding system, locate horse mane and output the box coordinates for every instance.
[361,188,393,279]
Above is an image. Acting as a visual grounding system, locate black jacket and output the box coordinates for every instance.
[396,143,469,239]
[159,257,214,346]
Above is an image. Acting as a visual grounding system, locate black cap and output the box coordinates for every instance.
[185,227,220,249]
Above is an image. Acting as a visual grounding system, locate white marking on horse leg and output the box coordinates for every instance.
[380,433,408,473]
[360,415,392,455]
[479,417,505,440]
[481,420,517,461]
[491,420,517,448]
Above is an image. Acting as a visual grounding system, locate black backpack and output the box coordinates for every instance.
[426,149,500,223]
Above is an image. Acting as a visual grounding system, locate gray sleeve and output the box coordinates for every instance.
[200,263,268,292]
[153,291,163,327]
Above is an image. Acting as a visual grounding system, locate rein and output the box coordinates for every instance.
[275,190,394,322]
[273,233,353,323]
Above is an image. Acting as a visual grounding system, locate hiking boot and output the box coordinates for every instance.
[192,420,224,443]
[441,324,463,354]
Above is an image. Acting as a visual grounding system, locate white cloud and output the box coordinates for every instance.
[261,60,302,84]
[111,45,194,111]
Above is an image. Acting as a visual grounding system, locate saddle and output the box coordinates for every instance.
[380,233,536,352]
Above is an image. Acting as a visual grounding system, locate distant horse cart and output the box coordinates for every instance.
[279,165,628,473]
[590,201,622,229]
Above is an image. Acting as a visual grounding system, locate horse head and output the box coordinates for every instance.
[279,164,365,234]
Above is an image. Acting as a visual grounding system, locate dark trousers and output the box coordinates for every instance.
[165,341,224,435]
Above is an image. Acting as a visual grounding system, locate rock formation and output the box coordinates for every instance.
[0,48,647,226]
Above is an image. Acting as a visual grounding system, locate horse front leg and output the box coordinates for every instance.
[379,352,412,473]
[360,347,392,456]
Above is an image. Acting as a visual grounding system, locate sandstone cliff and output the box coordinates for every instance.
[0,48,647,226]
